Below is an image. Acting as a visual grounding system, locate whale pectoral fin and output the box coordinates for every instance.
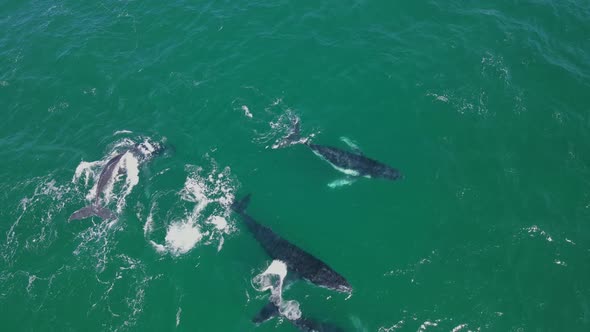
[252,302,280,324]
[340,136,363,155]
[327,178,357,189]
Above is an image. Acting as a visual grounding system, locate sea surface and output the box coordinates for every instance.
[1,1,590,331]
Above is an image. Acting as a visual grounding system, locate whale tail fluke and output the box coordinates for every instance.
[231,194,252,214]
[253,302,345,332]
[69,205,116,221]
[252,302,280,324]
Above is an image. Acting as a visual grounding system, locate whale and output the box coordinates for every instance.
[231,194,352,294]
[253,301,344,332]
[69,141,166,221]
[277,117,402,181]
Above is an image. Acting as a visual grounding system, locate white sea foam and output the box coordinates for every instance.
[418,319,441,332]
[144,205,155,236]
[72,137,159,213]
[112,138,136,151]
[241,105,253,118]
[149,241,167,253]
[207,216,228,231]
[251,111,317,149]
[73,160,104,189]
[116,152,139,213]
[427,92,450,103]
[378,320,405,331]
[135,138,158,157]
[164,221,203,255]
[3,138,166,330]
[2,176,75,266]
[146,159,236,255]
[70,137,163,270]
[113,130,133,135]
[524,225,553,242]
[451,324,468,332]
[87,255,156,330]
[176,307,182,327]
[252,260,302,321]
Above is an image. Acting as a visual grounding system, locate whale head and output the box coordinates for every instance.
[373,164,402,181]
[311,266,353,294]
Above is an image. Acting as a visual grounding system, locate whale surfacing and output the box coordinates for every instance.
[232,195,352,294]
[277,117,402,181]
[68,152,126,221]
[253,301,344,332]
[69,140,167,221]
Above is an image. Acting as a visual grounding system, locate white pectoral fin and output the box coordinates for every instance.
[327,178,357,189]
[340,136,363,155]
[333,165,360,176]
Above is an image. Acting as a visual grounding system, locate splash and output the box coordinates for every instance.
[207,216,228,231]
[73,160,104,188]
[269,113,315,150]
[116,152,139,214]
[147,159,237,255]
[134,138,160,158]
[250,110,317,149]
[143,204,155,237]
[252,260,302,321]
[72,137,161,211]
[70,136,163,270]
[241,105,253,118]
[163,221,203,255]
[1,137,164,331]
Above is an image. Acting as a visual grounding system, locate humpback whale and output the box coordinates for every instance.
[278,118,402,181]
[231,195,352,294]
[253,301,344,332]
[69,141,165,221]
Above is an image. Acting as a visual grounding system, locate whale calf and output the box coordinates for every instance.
[69,141,166,221]
[232,194,352,294]
[277,118,402,181]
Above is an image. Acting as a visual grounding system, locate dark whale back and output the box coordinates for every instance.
[308,143,401,180]
[232,196,352,293]
[95,152,126,202]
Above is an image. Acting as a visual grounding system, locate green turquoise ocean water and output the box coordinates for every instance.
[2,1,590,331]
